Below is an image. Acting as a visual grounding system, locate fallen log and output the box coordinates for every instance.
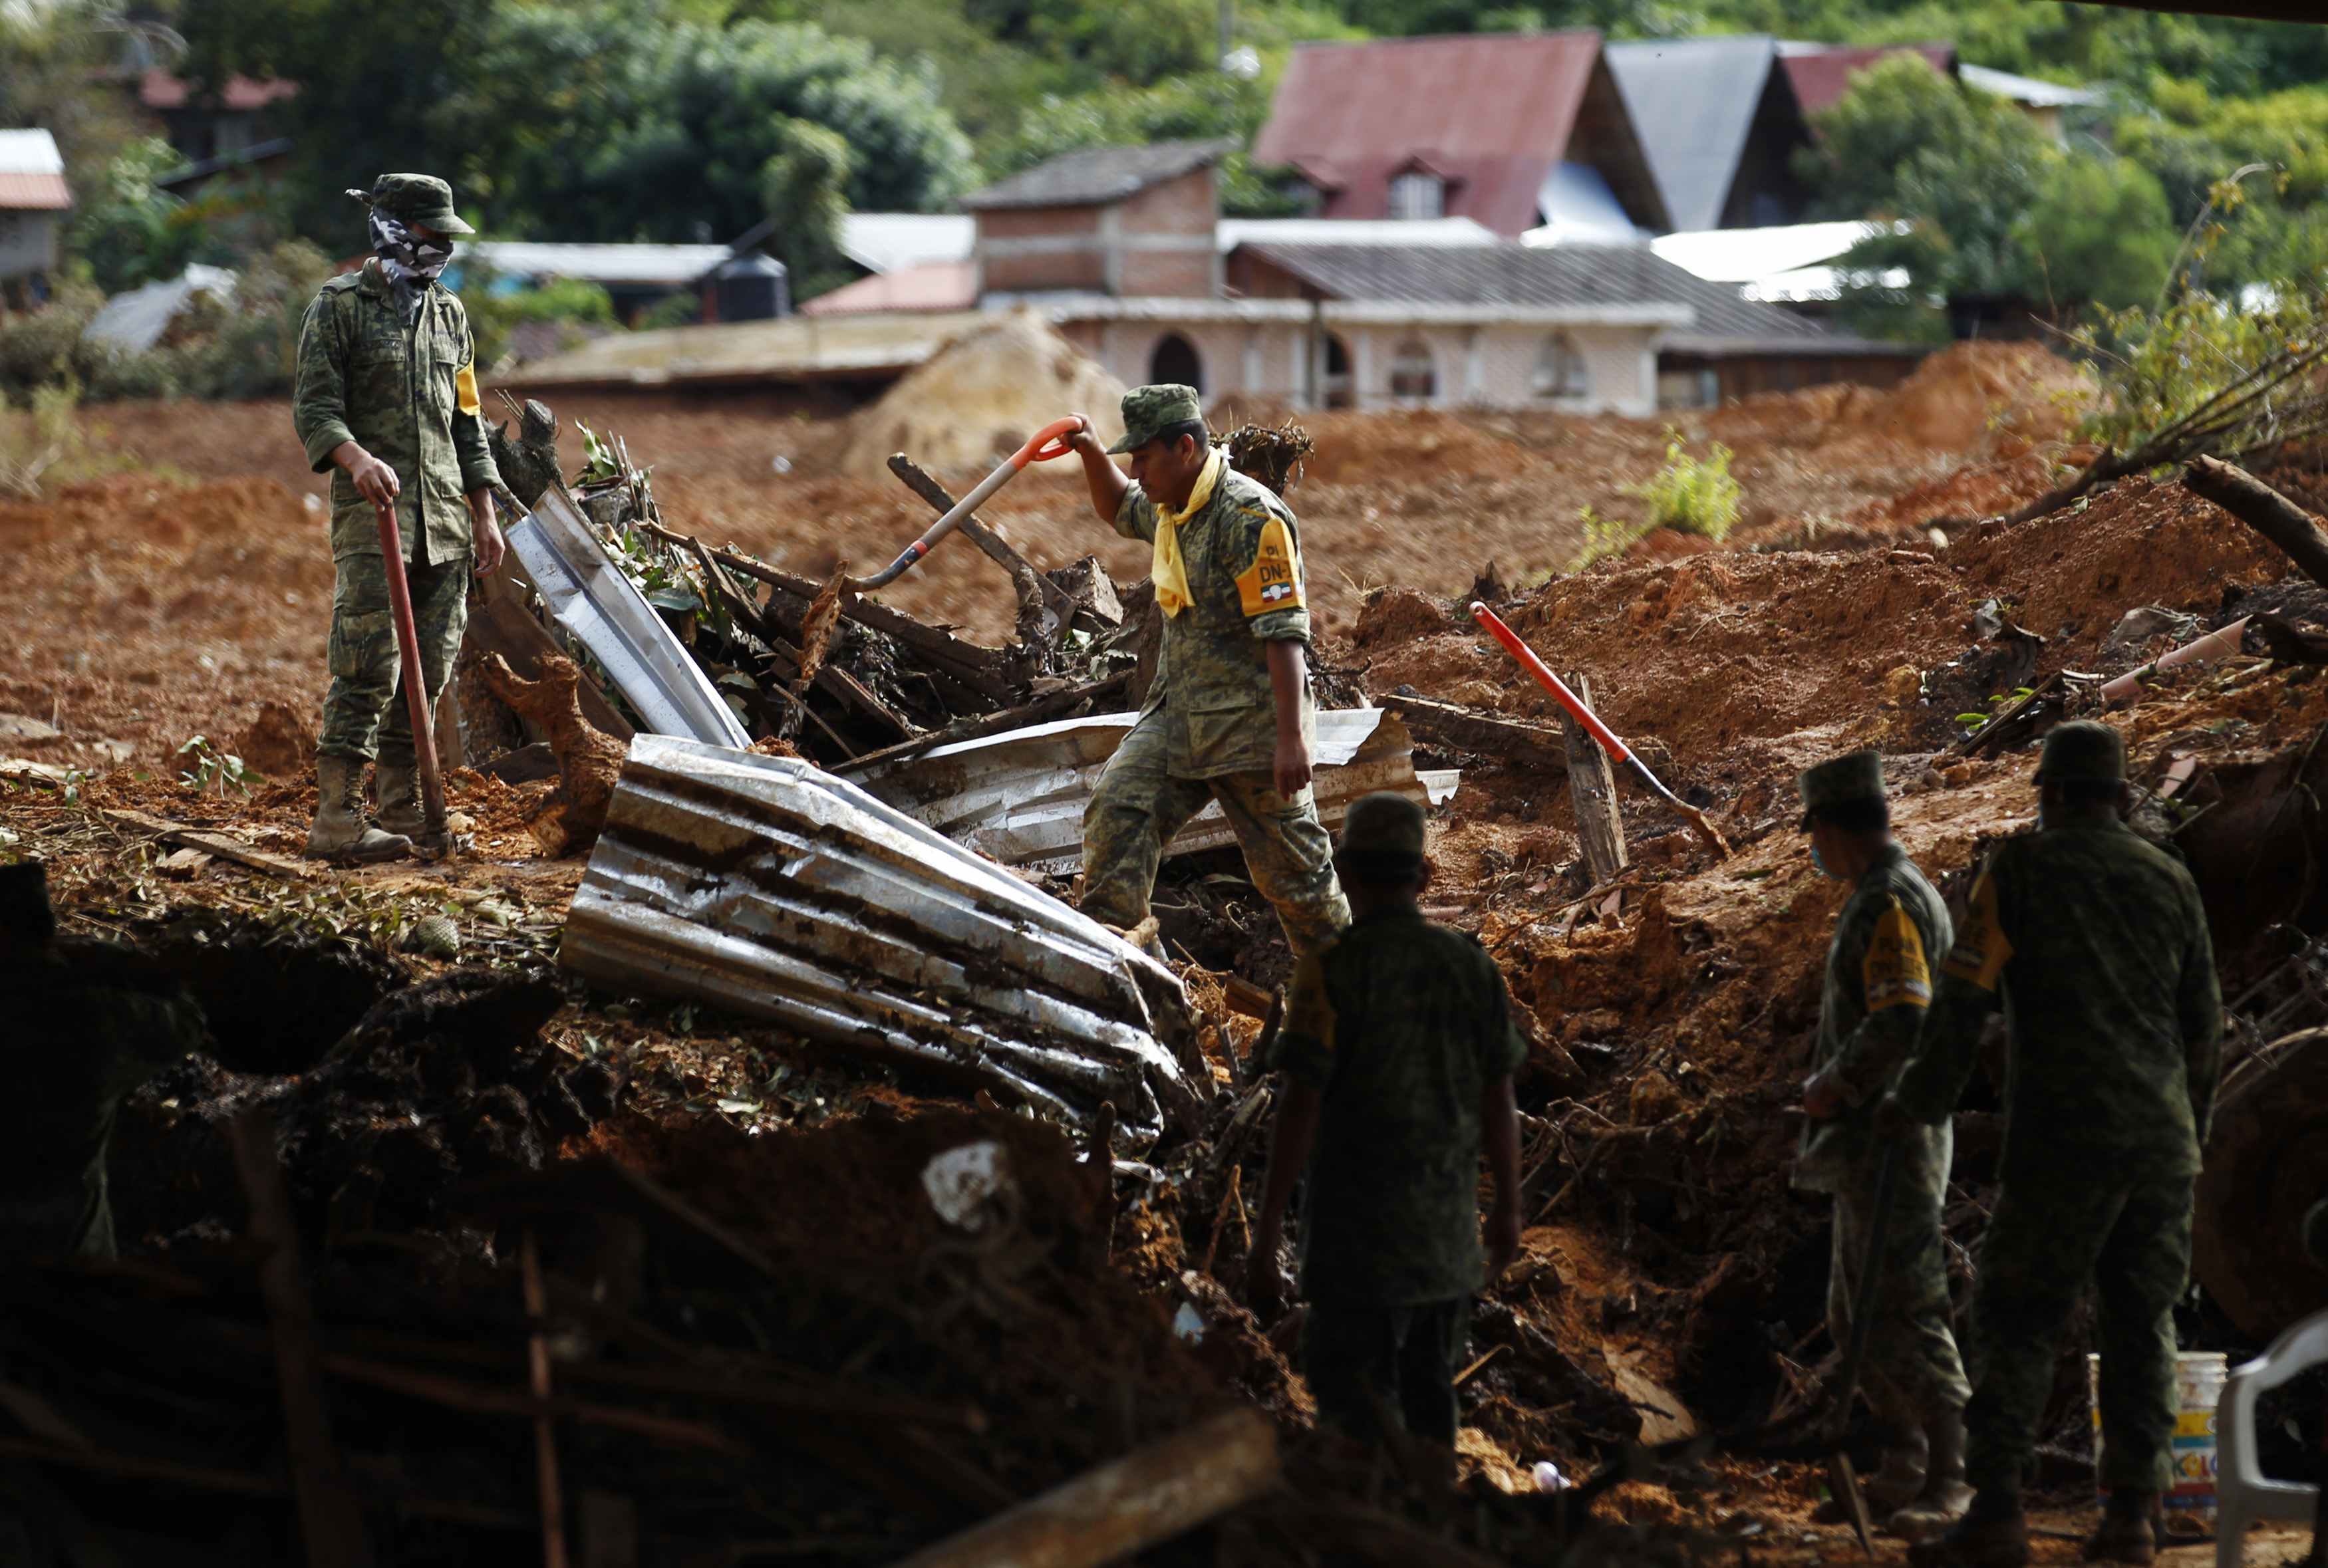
[889,1408,1278,1568]
[1377,693,1568,773]
[2182,456,2328,591]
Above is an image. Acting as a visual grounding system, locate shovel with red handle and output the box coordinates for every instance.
[373,497,459,858]
[845,417,1084,591]
[1470,601,1731,860]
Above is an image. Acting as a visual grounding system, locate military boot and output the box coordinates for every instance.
[1890,1408,1976,1541]
[1908,1487,2028,1568]
[306,755,411,863]
[374,762,424,839]
[1813,1446,1924,1525]
[2083,1489,2162,1566]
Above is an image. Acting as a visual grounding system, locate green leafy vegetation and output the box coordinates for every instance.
[1628,436,1742,543]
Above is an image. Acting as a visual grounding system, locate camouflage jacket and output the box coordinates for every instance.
[1272,907,1530,1307]
[1114,463,1314,779]
[1894,817,2223,1180]
[292,259,500,567]
[1795,843,1954,1192]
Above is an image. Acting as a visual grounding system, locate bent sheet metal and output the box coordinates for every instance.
[843,708,1459,872]
[561,736,1199,1144]
[504,485,752,749]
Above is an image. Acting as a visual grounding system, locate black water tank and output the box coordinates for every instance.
[714,252,789,321]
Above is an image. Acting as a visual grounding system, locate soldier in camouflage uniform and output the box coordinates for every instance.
[1884,723,2222,1568]
[1794,751,1974,1539]
[1244,793,1527,1453]
[292,172,504,861]
[1064,386,1350,958]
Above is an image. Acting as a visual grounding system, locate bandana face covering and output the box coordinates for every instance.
[366,209,454,319]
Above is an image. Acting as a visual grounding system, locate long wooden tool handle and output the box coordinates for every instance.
[851,416,1083,591]
[373,500,449,835]
[1470,602,1634,762]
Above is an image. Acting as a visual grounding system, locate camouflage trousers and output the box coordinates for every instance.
[1080,710,1351,958]
[319,553,469,767]
[1304,1296,1469,1449]
[1828,1130,1971,1452]
[1962,1165,2193,1496]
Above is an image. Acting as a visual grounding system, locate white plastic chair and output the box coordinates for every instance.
[2216,1308,2328,1568]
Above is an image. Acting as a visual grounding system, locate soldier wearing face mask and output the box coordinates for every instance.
[291,172,504,862]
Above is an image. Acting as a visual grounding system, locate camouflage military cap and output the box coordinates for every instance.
[2033,719,2124,785]
[1107,384,1205,454]
[1797,749,1885,829]
[362,173,474,235]
[1336,791,1427,878]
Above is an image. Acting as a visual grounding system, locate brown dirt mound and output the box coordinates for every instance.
[836,307,1126,482]
[1708,340,2091,456]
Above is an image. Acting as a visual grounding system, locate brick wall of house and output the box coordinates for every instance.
[982,248,1107,293]
[1115,169,1217,237]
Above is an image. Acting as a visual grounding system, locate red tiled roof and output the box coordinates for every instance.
[0,172,73,211]
[1781,43,1956,116]
[1254,32,1605,236]
[139,69,299,112]
[801,261,975,317]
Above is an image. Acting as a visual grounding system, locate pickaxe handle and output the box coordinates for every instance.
[1471,600,1634,762]
[372,499,449,838]
[848,417,1082,591]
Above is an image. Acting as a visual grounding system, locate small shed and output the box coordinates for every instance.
[0,130,73,294]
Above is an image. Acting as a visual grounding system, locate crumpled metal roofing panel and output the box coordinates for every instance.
[562,737,1199,1144]
[845,709,1458,873]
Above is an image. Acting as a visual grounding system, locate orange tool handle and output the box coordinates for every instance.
[1014,416,1084,467]
[1469,601,1633,764]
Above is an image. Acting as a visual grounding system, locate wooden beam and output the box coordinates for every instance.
[1558,671,1628,885]
[103,809,319,881]
[1376,693,1568,773]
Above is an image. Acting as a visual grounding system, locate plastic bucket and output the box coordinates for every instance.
[2089,1351,2228,1533]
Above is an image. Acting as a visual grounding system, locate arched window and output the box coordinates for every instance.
[1388,337,1435,404]
[1321,332,1354,410]
[1534,333,1590,400]
[1388,171,1445,221]
[1149,332,1203,394]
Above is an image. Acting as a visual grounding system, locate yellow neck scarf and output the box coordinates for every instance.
[1151,446,1225,620]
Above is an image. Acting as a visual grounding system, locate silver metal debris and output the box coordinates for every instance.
[561,736,1199,1144]
[843,709,1458,872]
[506,486,752,749]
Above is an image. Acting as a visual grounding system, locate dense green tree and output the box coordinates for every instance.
[2016,157,2176,313]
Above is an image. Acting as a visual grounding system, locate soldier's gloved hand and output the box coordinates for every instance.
[333,441,401,510]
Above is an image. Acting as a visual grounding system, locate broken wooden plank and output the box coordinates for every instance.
[889,453,1078,648]
[1558,672,1628,885]
[103,809,319,881]
[888,1408,1278,1568]
[1377,692,1568,773]
[229,1107,374,1568]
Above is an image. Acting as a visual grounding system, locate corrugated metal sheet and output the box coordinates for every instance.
[563,737,1199,1144]
[844,710,1459,873]
[506,486,753,749]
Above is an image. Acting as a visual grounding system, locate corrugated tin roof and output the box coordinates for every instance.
[1606,37,1789,233]
[801,261,975,317]
[839,213,975,274]
[960,139,1237,211]
[1214,217,1501,251]
[1239,240,1834,342]
[1253,33,1606,237]
[1777,41,1957,116]
[1960,63,2101,108]
[500,310,988,390]
[464,241,733,287]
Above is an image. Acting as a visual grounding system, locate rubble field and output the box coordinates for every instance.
[3,342,2325,1565]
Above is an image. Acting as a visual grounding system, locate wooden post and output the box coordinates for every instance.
[889,1408,1278,1568]
[227,1108,373,1568]
[1558,670,1628,884]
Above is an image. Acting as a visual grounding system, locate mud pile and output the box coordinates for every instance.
[837,307,1126,481]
